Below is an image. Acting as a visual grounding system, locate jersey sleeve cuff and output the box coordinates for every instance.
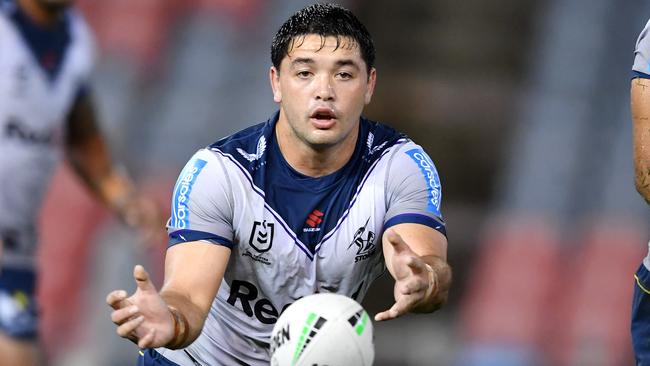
[636,263,650,295]
[384,213,446,237]
[168,229,233,248]
[632,70,650,80]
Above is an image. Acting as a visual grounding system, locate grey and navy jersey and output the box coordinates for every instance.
[633,19,650,78]
[159,113,446,365]
[0,3,94,269]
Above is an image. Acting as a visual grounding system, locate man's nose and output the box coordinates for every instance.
[315,76,335,101]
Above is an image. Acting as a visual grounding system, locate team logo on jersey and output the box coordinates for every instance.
[347,217,376,263]
[237,136,267,162]
[366,132,388,156]
[249,220,274,253]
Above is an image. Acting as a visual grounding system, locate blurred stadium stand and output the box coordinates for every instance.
[33,0,650,365]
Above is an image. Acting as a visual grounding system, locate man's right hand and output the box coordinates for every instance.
[106,265,175,348]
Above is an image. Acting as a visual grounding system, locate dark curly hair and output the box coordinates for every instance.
[271,3,375,74]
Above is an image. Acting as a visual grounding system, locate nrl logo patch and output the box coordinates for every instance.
[249,220,274,253]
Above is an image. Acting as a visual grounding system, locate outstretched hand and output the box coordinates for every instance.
[106,265,175,348]
[374,230,437,322]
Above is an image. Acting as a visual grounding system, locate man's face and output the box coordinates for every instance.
[270,34,376,149]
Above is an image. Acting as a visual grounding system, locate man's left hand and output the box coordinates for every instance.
[375,230,437,321]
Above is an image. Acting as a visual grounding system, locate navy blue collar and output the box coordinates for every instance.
[9,4,71,82]
[269,114,366,191]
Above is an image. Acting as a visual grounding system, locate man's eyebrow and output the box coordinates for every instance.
[335,59,360,69]
[289,58,361,69]
[290,58,315,67]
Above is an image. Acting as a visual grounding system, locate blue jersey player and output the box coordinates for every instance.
[632,18,650,366]
[0,0,161,365]
[107,4,452,365]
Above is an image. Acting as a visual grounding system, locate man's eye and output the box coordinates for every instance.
[297,71,311,78]
[338,72,352,80]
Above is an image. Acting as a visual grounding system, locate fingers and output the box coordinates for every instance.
[398,277,429,295]
[116,315,145,338]
[377,276,432,321]
[138,327,156,349]
[374,301,407,322]
[106,290,129,310]
[111,305,139,325]
[373,307,394,322]
[133,265,156,293]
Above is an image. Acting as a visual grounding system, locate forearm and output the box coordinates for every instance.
[159,289,209,349]
[634,159,650,204]
[412,255,452,313]
[65,92,136,213]
[66,135,135,213]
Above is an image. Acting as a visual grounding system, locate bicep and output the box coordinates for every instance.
[65,89,101,148]
[382,224,447,279]
[632,78,650,123]
[382,223,447,263]
[167,151,235,245]
[161,241,231,316]
[631,79,650,190]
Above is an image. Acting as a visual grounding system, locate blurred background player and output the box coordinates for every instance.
[631,17,650,366]
[0,0,162,365]
[107,3,451,365]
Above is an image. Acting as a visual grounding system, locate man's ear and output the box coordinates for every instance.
[364,67,377,105]
[270,66,282,103]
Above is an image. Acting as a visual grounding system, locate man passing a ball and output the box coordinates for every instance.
[107,3,452,365]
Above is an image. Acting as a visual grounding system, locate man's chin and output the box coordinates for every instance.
[307,130,339,145]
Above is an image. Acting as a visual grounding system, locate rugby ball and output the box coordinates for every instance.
[270,293,374,366]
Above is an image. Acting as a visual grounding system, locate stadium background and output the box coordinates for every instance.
[34,0,650,365]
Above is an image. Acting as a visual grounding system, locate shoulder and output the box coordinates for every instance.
[0,2,14,37]
[209,121,269,152]
[208,117,274,171]
[66,9,95,53]
[361,118,433,164]
[633,18,650,77]
[387,139,439,173]
[172,148,230,201]
[360,117,408,162]
[382,137,442,200]
[637,18,650,45]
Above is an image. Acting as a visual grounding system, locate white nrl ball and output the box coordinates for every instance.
[270,293,374,366]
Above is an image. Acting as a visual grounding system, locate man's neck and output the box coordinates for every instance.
[275,117,359,178]
[18,0,62,27]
